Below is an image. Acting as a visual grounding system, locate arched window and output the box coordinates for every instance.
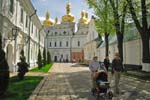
[60,41,62,47]
[63,31,66,35]
[49,42,51,47]
[55,42,57,47]
[9,0,14,13]
[78,41,80,47]
[55,32,57,35]
[66,41,68,47]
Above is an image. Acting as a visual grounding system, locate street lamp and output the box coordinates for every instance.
[3,26,18,41]
[27,10,36,66]
[3,26,19,72]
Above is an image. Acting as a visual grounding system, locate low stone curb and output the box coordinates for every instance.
[28,76,48,100]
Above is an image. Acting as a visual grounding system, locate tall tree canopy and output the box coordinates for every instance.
[126,0,150,63]
[86,0,127,61]
[86,0,114,57]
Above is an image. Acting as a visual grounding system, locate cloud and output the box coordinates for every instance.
[39,16,45,21]
[39,16,55,22]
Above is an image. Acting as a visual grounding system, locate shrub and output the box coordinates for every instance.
[0,33,9,95]
[42,48,46,66]
[47,51,51,64]
[17,49,29,80]
[37,49,42,69]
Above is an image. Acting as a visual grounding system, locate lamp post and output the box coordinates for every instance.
[3,26,19,72]
[3,26,18,41]
[27,10,36,66]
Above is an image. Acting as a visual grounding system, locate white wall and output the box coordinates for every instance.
[97,39,142,65]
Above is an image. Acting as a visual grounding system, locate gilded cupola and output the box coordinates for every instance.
[85,11,90,23]
[43,11,54,27]
[79,10,89,24]
[62,2,75,22]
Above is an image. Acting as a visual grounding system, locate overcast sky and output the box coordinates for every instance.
[31,0,94,23]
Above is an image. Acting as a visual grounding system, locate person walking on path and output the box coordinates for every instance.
[104,56,110,71]
[89,56,106,92]
[112,52,124,94]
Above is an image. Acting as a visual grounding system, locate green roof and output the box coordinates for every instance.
[98,26,141,48]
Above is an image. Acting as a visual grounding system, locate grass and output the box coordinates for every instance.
[107,67,150,81]
[30,63,53,72]
[0,76,43,100]
[123,72,150,81]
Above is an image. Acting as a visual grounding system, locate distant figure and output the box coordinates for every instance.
[112,52,124,94]
[104,56,110,71]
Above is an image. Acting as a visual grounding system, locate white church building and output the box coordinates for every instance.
[43,2,99,62]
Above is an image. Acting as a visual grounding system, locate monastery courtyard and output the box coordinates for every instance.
[28,63,150,100]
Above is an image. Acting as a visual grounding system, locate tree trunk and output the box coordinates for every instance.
[141,32,150,63]
[117,32,124,62]
[104,32,109,57]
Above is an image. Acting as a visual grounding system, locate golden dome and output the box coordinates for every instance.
[62,2,75,22]
[85,11,90,23]
[43,11,54,27]
[79,10,89,24]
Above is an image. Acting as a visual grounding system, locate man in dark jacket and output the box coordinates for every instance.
[112,52,123,94]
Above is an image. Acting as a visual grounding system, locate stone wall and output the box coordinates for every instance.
[97,39,142,65]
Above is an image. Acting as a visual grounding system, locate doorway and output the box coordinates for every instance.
[54,56,57,62]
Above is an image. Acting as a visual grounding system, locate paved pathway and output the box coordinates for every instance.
[28,63,150,100]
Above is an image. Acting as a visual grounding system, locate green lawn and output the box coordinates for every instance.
[30,63,53,72]
[1,76,43,100]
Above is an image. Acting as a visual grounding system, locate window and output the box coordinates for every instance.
[50,42,51,47]
[78,41,80,47]
[60,41,62,47]
[25,15,28,28]
[66,41,68,47]
[36,29,38,37]
[63,31,66,35]
[55,32,57,35]
[55,42,57,47]
[32,23,33,33]
[20,8,23,23]
[9,0,14,13]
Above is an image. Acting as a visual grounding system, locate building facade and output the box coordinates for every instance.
[0,0,45,72]
[44,2,99,62]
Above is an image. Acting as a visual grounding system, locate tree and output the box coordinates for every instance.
[42,48,46,66]
[47,51,51,64]
[126,0,150,63]
[109,0,127,62]
[37,49,42,69]
[86,0,114,57]
[0,33,9,95]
